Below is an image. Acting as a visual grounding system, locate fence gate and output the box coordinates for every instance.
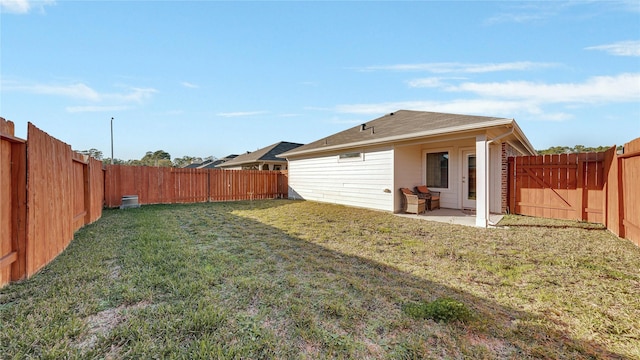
[508,152,606,223]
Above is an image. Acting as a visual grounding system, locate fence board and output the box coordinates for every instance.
[87,156,104,224]
[72,157,86,232]
[620,138,640,246]
[1,129,12,286]
[23,123,103,278]
[1,119,16,286]
[26,123,74,276]
[104,166,287,207]
[509,140,639,246]
[509,151,604,222]
[0,119,27,286]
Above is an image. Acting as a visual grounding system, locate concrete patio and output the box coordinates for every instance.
[396,208,505,228]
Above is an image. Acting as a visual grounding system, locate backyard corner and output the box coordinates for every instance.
[0,200,638,359]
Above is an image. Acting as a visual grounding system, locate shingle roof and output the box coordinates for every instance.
[217,141,303,167]
[197,155,238,169]
[183,163,202,168]
[279,110,518,157]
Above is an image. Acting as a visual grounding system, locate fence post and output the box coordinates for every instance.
[617,156,625,238]
[508,157,515,213]
[11,139,27,281]
[576,159,585,221]
[83,161,91,225]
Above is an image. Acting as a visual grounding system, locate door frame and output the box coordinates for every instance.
[461,149,476,209]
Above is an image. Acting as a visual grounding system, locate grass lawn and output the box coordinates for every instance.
[1,200,639,359]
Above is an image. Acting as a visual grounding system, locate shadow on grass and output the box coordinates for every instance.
[498,214,607,230]
[0,200,627,359]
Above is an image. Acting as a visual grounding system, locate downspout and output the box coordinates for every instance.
[485,126,514,226]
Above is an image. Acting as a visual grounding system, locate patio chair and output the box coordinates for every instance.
[400,188,426,214]
[414,186,440,210]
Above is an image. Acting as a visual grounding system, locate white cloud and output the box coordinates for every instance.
[359,61,557,73]
[484,12,548,25]
[181,81,199,89]
[2,79,157,114]
[448,73,640,103]
[0,0,30,13]
[216,111,268,117]
[585,40,640,57]
[336,73,640,122]
[336,99,535,117]
[108,87,158,103]
[483,2,577,25]
[66,105,130,113]
[1,81,99,100]
[621,0,640,13]
[3,80,158,104]
[407,77,447,88]
[336,99,575,122]
[408,77,469,88]
[0,0,54,14]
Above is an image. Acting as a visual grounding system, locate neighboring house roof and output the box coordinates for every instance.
[279,110,536,158]
[197,154,238,169]
[183,155,239,169]
[198,159,224,169]
[217,142,303,168]
[183,162,203,168]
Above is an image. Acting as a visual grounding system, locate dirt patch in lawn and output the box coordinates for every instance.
[76,301,150,351]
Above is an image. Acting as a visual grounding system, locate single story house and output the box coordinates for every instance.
[217,141,303,171]
[182,155,238,169]
[278,110,536,227]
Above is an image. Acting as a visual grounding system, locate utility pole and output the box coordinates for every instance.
[110,117,114,165]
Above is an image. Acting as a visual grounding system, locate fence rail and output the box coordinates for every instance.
[104,165,288,207]
[508,138,640,246]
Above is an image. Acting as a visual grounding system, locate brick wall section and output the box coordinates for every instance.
[501,142,520,213]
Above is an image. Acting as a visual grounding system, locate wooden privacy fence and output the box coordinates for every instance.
[1,117,289,288]
[1,119,104,287]
[104,165,288,207]
[508,137,640,246]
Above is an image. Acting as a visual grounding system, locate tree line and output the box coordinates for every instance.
[77,148,212,168]
[78,144,621,167]
[536,145,621,155]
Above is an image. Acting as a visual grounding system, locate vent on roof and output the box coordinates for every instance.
[390,112,394,116]
[360,123,374,134]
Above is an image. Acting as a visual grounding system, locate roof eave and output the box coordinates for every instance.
[280,118,514,158]
[510,120,537,155]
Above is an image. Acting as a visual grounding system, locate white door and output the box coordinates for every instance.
[462,151,476,209]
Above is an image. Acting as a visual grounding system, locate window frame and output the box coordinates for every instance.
[338,152,364,162]
[423,149,451,190]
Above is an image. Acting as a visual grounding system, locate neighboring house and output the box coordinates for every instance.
[197,154,238,169]
[183,155,238,169]
[278,110,536,227]
[183,161,205,169]
[217,141,303,171]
